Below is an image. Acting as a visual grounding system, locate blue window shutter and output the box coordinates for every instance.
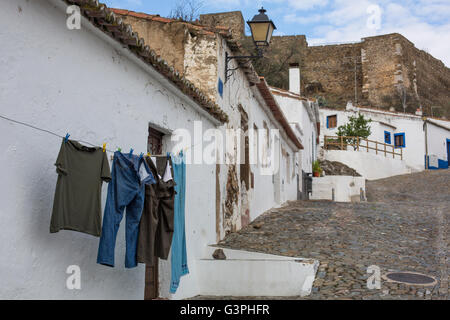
[384,131,391,144]
[218,78,223,98]
[326,117,329,128]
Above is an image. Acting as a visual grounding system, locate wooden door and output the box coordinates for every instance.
[144,126,164,300]
[447,139,450,169]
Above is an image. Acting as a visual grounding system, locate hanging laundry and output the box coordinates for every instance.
[137,156,176,265]
[170,151,189,294]
[97,151,156,269]
[50,139,111,237]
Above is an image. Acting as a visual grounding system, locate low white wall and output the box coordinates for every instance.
[310,176,366,202]
[196,247,319,297]
[323,150,414,180]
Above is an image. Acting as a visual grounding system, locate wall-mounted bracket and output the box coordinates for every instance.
[225,49,263,83]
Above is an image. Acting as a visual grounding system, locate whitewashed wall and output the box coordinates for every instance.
[320,107,427,172]
[0,0,218,299]
[274,95,318,175]
[310,176,366,202]
[426,122,450,169]
[323,150,412,180]
[195,36,300,240]
[390,117,424,171]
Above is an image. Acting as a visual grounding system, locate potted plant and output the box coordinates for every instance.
[313,160,322,177]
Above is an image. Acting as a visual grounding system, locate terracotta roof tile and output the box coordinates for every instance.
[256,77,304,150]
[110,8,232,37]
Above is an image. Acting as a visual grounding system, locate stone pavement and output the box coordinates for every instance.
[193,170,449,300]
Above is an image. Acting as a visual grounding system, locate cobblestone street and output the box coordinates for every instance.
[195,170,449,300]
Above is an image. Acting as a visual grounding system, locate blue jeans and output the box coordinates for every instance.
[170,152,189,293]
[97,152,155,268]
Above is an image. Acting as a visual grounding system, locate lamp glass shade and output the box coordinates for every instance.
[249,22,271,46]
[247,8,276,47]
[266,22,275,44]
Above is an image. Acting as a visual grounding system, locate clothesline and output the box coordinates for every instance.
[0,113,200,156]
[1,113,188,293]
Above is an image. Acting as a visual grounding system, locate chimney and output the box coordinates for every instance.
[346,101,355,111]
[289,63,300,95]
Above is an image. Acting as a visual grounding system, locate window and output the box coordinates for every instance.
[384,131,391,144]
[327,115,337,129]
[253,124,258,167]
[286,152,290,184]
[394,133,405,148]
[292,154,296,179]
[218,78,223,98]
[263,121,269,148]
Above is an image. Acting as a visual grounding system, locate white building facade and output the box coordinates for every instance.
[319,103,450,174]
[424,120,450,170]
[270,65,321,199]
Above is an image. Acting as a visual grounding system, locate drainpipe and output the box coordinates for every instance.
[424,119,429,170]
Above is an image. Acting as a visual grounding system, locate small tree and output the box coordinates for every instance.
[336,113,372,148]
[169,0,204,22]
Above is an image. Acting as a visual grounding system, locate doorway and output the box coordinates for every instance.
[144,126,164,300]
[447,139,450,169]
[239,106,250,228]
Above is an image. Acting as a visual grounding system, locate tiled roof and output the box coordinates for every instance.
[256,78,304,150]
[62,0,228,123]
[321,105,449,123]
[269,86,308,101]
[270,86,320,131]
[425,119,450,131]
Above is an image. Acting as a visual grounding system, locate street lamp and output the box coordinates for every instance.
[225,7,276,83]
[247,7,277,50]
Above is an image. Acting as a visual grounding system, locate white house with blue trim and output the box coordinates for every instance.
[319,102,450,177]
[424,119,450,170]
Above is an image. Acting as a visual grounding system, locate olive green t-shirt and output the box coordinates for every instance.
[50,139,111,236]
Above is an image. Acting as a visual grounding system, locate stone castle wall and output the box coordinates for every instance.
[303,42,363,108]
[271,33,450,117]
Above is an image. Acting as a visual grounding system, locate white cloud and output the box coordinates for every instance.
[287,0,329,11]
[127,0,142,5]
[108,0,143,9]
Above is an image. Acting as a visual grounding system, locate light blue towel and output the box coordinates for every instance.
[170,151,189,294]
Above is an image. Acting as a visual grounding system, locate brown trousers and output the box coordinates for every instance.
[137,156,176,264]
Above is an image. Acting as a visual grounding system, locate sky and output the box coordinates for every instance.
[103,0,450,66]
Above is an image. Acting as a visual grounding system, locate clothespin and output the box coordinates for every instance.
[117,147,122,152]
[64,133,70,143]
[147,152,151,158]
[102,143,107,153]
[129,148,134,156]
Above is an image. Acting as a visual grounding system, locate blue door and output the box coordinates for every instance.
[447,139,450,169]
